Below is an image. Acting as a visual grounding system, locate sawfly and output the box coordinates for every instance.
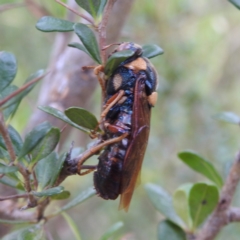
[73,42,158,211]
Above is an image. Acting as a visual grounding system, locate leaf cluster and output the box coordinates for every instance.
[145,151,223,239]
[0,52,98,239]
[35,0,163,77]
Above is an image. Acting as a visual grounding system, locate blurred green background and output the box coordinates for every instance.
[1,0,240,239]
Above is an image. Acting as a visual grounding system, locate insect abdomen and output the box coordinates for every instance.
[94,142,127,200]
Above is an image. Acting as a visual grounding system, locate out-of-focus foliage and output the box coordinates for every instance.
[1,0,240,239]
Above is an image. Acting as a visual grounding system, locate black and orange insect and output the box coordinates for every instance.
[73,42,158,211]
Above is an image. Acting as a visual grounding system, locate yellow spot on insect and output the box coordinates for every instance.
[113,74,123,91]
[124,58,147,71]
[148,92,158,107]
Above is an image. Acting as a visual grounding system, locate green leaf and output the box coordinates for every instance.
[142,44,164,59]
[51,190,71,200]
[7,125,23,156]
[158,220,187,240]
[32,186,64,197]
[178,151,223,188]
[189,183,219,230]
[0,85,19,120]
[38,106,91,134]
[228,0,240,9]
[68,42,90,56]
[2,70,44,110]
[173,183,193,228]
[31,128,60,165]
[0,219,31,225]
[104,50,135,77]
[97,0,107,16]
[0,165,18,174]
[0,125,23,158]
[54,188,96,214]
[145,183,185,228]
[73,23,101,64]
[2,224,44,240]
[61,212,82,240]
[0,176,21,190]
[18,121,52,159]
[75,0,101,18]
[0,175,24,190]
[65,107,100,131]
[100,222,124,240]
[0,163,19,181]
[0,146,11,161]
[0,52,17,92]
[35,152,65,190]
[213,112,240,125]
[36,16,74,32]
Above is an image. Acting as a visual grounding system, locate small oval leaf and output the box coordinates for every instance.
[73,23,101,64]
[104,50,135,76]
[0,176,23,190]
[0,52,17,92]
[65,107,99,131]
[2,225,44,240]
[75,0,101,18]
[158,220,187,240]
[228,0,240,9]
[145,183,185,228]
[189,183,219,229]
[142,44,164,59]
[38,105,90,134]
[51,190,71,200]
[35,152,66,190]
[36,16,74,32]
[32,186,64,197]
[213,111,240,125]
[68,42,90,56]
[0,165,18,174]
[19,121,52,159]
[2,70,45,110]
[31,128,60,165]
[0,125,23,158]
[52,188,96,215]
[0,85,19,120]
[100,221,124,240]
[173,183,193,228]
[178,151,223,188]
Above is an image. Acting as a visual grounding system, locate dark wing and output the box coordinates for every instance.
[119,74,151,211]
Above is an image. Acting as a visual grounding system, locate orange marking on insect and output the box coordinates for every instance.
[124,58,147,71]
[148,92,158,107]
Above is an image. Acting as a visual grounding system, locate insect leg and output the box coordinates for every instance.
[101,90,125,118]
[93,65,106,99]
[90,90,125,136]
[77,132,128,174]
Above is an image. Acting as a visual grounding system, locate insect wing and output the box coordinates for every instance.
[119,75,151,211]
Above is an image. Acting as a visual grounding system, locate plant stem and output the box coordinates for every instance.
[0,113,16,161]
[0,193,29,201]
[195,151,240,240]
[0,72,47,107]
[98,0,116,64]
[0,113,37,208]
[55,0,96,27]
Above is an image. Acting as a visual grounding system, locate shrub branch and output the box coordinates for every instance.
[195,151,240,240]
